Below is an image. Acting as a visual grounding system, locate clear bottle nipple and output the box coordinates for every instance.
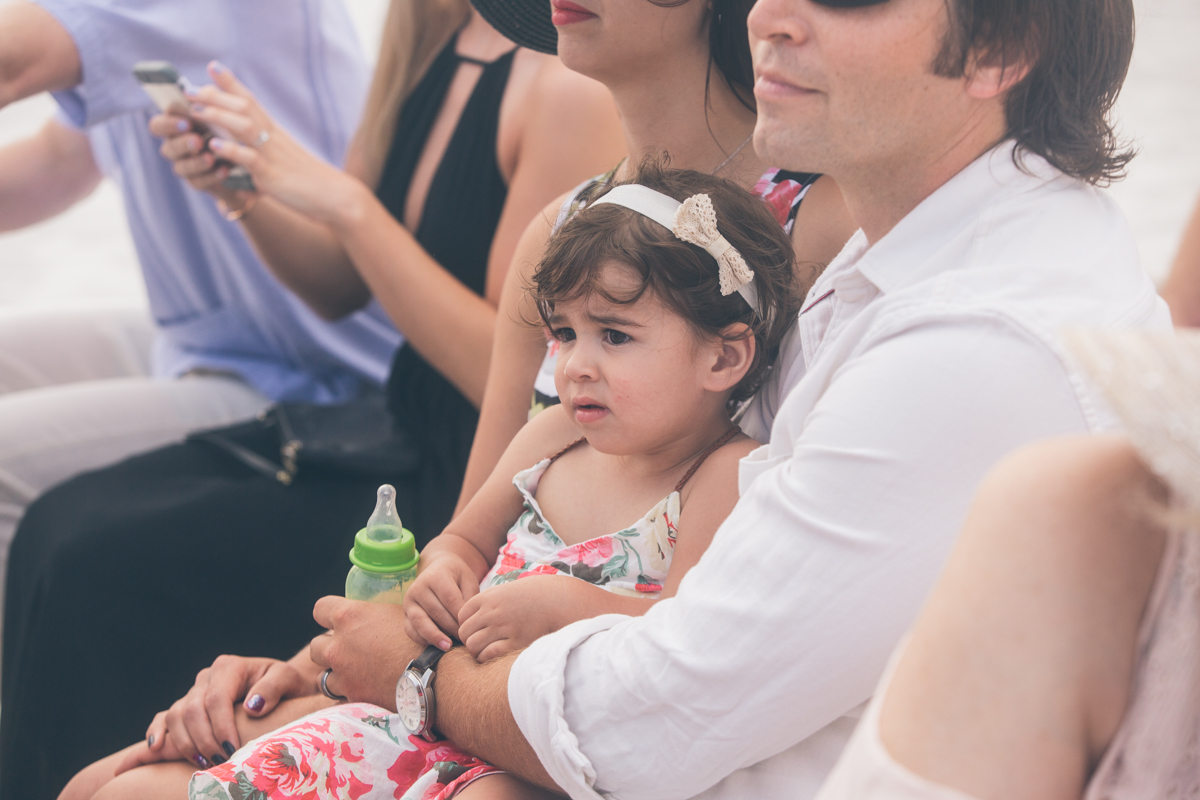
[365,484,402,542]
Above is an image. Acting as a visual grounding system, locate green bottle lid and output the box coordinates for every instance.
[349,525,418,573]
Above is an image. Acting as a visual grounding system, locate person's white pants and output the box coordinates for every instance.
[0,303,270,602]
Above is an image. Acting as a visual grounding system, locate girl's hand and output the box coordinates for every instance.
[186,61,361,225]
[122,655,318,775]
[457,575,576,662]
[403,555,481,650]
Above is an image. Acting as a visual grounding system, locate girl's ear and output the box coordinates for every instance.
[704,323,755,393]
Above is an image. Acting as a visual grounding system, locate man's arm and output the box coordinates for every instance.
[0,1,80,110]
[437,650,557,789]
[309,598,560,790]
[1159,193,1200,326]
[0,118,100,230]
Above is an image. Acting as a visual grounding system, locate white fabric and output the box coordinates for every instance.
[507,142,1172,800]
[0,304,269,598]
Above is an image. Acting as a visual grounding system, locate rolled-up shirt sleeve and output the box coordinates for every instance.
[509,317,1095,800]
[36,0,229,127]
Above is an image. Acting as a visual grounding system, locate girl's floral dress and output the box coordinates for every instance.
[189,705,497,800]
[479,451,679,595]
[187,440,696,800]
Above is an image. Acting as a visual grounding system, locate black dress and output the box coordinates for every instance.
[0,38,516,799]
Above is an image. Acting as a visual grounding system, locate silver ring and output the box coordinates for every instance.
[252,130,270,149]
[320,667,347,702]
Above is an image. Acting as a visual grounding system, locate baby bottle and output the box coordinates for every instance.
[345,484,419,604]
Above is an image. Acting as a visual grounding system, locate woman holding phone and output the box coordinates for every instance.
[3,0,622,796]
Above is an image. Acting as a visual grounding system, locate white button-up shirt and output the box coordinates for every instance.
[508,143,1171,800]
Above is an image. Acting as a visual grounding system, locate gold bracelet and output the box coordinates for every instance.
[218,194,259,222]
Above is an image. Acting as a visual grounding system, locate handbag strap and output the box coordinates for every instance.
[189,411,295,485]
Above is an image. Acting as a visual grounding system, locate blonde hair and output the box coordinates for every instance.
[353,0,472,188]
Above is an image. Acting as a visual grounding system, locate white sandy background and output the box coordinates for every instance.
[0,0,1196,312]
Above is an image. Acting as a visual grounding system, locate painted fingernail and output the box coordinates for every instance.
[194,754,211,769]
[211,753,226,765]
[246,694,265,712]
[176,119,189,133]
[223,741,236,757]
[190,103,206,114]
[209,138,226,151]
[148,734,156,747]
[211,61,229,74]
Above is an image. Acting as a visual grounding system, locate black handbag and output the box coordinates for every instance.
[186,394,420,485]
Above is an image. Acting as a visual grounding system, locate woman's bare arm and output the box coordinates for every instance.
[877,436,1167,800]
[455,206,561,505]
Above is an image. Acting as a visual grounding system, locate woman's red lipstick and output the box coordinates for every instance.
[551,0,597,26]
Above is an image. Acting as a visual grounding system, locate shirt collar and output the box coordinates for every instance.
[851,141,1070,295]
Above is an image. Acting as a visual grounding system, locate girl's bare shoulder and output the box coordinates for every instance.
[678,430,758,509]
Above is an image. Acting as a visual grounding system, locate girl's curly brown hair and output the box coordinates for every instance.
[532,160,801,405]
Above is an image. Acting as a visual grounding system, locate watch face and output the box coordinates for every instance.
[396,672,427,733]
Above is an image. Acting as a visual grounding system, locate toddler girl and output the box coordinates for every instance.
[188,164,800,800]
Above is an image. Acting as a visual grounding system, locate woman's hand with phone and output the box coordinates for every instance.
[180,61,368,227]
[148,113,234,198]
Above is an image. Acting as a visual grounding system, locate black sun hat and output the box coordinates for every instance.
[471,0,558,55]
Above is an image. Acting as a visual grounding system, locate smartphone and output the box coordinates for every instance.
[133,60,256,193]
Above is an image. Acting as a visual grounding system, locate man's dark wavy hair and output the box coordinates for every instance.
[934,0,1136,185]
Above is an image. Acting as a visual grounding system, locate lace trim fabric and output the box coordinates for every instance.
[1084,522,1200,799]
[1066,328,1200,799]
[1065,329,1200,510]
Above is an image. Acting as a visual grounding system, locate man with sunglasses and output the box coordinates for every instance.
[305,0,1168,797]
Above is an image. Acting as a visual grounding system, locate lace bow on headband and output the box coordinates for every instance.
[591,185,764,318]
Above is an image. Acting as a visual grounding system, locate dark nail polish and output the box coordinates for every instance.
[147,734,155,747]
[194,754,211,769]
[223,741,236,757]
[211,753,226,765]
[246,694,265,712]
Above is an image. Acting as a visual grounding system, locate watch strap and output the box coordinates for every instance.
[411,644,446,674]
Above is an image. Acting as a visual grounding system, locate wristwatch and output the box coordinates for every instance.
[395,645,447,740]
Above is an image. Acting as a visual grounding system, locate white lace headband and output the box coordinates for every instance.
[590,184,764,319]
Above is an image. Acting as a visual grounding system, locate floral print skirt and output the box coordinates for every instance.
[189,703,501,800]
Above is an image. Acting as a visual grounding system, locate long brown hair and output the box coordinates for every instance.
[933,0,1135,186]
[648,0,755,114]
[353,0,472,188]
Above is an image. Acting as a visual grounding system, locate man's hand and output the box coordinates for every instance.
[117,654,321,774]
[457,576,574,662]
[310,596,423,710]
[403,555,481,650]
